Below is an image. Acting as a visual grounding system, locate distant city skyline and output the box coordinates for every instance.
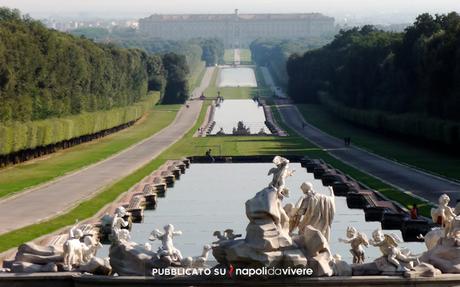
[0,0,459,24]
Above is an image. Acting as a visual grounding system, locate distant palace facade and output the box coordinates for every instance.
[139,10,335,47]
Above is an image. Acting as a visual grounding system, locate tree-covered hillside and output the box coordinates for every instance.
[71,27,225,68]
[0,8,166,122]
[0,8,194,161]
[287,12,460,146]
[250,37,333,87]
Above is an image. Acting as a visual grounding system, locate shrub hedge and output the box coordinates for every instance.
[319,93,460,146]
[0,95,156,155]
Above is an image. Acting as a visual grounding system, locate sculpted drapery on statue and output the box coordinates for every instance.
[265,156,335,241]
[290,181,335,240]
[212,156,348,275]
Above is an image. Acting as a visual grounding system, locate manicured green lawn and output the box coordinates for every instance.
[297,104,460,181]
[166,103,318,157]
[0,93,180,199]
[205,86,256,99]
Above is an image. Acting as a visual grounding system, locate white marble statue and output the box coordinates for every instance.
[270,183,291,236]
[109,227,158,275]
[69,221,84,240]
[244,179,293,251]
[268,156,295,196]
[370,229,418,271]
[81,235,103,263]
[431,194,457,237]
[455,200,460,216]
[450,216,460,240]
[62,222,103,271]
[211,156,351,276]
[182,244,212,268]
[115,229,132,243]
[290,182,335,240]
[149,224,183,262]
[144,242,152,251]
[111,206,129,239]
[63,221,84,271]
[417,195,459,253]
[339,226,369,264]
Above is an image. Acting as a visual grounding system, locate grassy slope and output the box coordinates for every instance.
[297,104,460,181]
[0,92,180,198]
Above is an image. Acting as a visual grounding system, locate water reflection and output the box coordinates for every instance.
[100,163,425,263]
[217,67,257,87]
[211,99,271,134]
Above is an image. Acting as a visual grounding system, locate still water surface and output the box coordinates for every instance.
[217,67,257,88]
[101,163,425,263]
[211,99,270,135]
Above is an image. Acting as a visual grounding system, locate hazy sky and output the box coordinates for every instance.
[0,0,459,23]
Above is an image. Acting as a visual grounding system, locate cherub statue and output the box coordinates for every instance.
[81,235,103,263]
[431,194,457,237]
[370,229,418,271]
[182,244,213,268]
[149,224,183,263]
[63,220,84,270]
[111,206,129,239]
[339,226,369,264]
[116,229,131,242]
[144,242,152,251]
[69,220,84,240]
[268,156,295,196]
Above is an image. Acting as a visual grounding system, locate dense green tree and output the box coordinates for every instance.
[199,38,224,66]
[286,12,460,145]
[162,53,190,104]
[250,37,333,87]
[71,27,110,40]
[0,7,170,123]
[69,27,224,76]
